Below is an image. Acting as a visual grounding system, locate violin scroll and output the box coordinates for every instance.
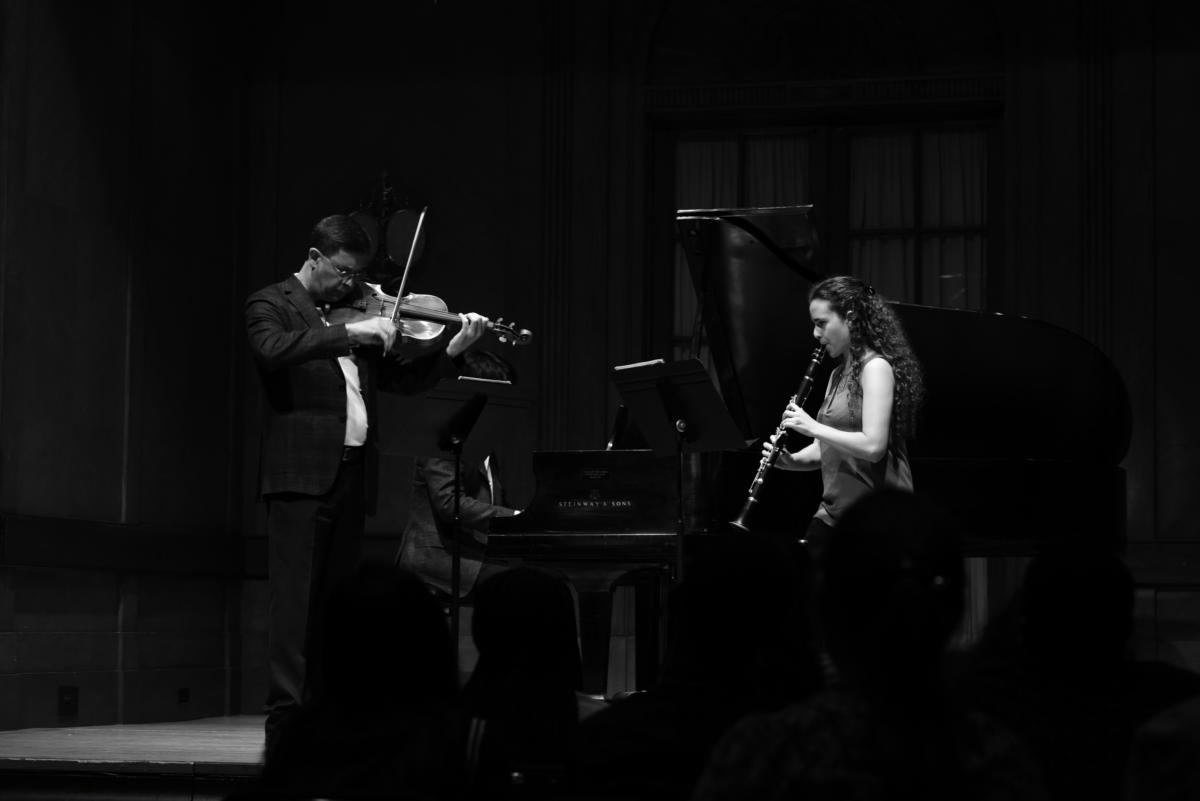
[489,317,533,347]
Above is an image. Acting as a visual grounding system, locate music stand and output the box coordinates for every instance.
[386,376,529,654]
[610,358,746,581]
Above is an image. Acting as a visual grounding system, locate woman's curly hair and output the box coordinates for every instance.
[809,276,925,439]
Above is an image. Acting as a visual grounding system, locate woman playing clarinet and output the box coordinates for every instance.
[767,275,925,558]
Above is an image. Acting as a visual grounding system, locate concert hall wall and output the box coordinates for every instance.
[1,0,1198,729]
[0,2,249,728]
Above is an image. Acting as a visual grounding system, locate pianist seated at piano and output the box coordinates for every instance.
[767,276,924,557]
[397,350,520,601]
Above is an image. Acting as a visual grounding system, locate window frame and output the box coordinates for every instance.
[839,121,1000,307]
[648,111,1003,360]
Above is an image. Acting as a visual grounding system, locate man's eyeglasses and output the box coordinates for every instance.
[315,250,363,281]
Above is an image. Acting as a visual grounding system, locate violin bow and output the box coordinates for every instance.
[390,205,428,325]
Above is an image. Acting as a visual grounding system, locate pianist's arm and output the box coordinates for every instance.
[422,457,518,545]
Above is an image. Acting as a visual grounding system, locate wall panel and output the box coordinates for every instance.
[0,0,249,730]
[1,1,245,529]
[1,2,134,521]
[1153,8,1200,542]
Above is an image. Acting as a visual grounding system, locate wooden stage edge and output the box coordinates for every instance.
[0,715,265,783]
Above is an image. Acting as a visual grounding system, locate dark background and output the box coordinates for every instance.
[1,0,1197,728]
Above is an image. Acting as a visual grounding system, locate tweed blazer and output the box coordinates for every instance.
[399,456,516,598]
[245,275,457,505]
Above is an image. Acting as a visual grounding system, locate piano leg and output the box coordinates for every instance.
[501,562,671,697]
[610,565,670,691]
[572,580,615,696]
[634,566,670,689]
[569,566,671,697]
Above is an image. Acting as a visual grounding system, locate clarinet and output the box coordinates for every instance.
[730,345,826,532]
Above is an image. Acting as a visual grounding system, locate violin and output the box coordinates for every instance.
[330,206,531,353]
[326,282,533,350]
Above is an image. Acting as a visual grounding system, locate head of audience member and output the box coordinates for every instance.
[464,567,581,792]
[1019,544,1134,676]
[263,561,463,799]
[820,490,964,701]
[1124,694,1200,801]
[466,566,581,710]
[662,533,820,706]
[321,559,458,716]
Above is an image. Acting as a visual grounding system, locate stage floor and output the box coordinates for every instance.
[0,715,263,798]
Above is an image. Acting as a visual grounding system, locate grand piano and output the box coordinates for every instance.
[674,205,1131,550]
[491,205,1132,693]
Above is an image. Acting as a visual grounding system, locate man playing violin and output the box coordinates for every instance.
[245,214,487,754]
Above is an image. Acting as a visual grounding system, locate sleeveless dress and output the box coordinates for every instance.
[813,356,913,527]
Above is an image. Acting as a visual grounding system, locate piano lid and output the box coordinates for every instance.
[676,205,1132,468]
[677,205,822,441]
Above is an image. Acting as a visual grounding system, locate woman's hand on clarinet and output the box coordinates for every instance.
[446,313,489,358]
[781,402,819,438]
[763,432,797,469]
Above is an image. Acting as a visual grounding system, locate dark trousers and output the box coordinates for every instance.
[264,458,365,733]
[803,516,834,566]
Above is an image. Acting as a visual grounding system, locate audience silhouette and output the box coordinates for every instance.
[1124,692,1200,801]
[259,559,464,800]
[573,533,820,800]
[463,566,583,799]
[957,544,1200,801]
[691,490,1047,801]
[231,490,1200,801]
